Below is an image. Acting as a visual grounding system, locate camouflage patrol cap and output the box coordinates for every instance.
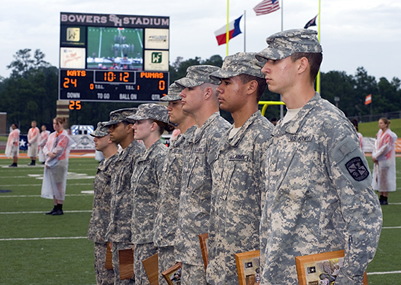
[210,52,265,80]
[127,103,169,124]
[90,122,109,137]
[255,29,322,62]
[103,108,137,126]
[160,83,183,102]
[175,65,220,88]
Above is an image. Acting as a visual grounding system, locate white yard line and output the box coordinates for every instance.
[0,236,88,241]
[368,270,401,275]
[0,210,92,214]
[0,193,93,198]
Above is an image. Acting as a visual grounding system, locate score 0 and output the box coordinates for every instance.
[69,101,81,110]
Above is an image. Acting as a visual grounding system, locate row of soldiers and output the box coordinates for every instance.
[87,29,382,285]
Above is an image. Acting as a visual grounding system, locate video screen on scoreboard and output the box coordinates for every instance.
[86,27,144,70]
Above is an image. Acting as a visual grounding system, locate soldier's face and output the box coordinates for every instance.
[167,100,186,125]
[180,86,203,114]
[108,122,129,143]
[133,119,154,141]
[261,56,297,97]
[94,135,110,152]
[216,76,248,113]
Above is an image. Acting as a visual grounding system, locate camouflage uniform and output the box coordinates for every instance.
[174,112,230,284]
[206,111,273,285]
[153,126,196,284]
[106,139,144,284]
[203,52,274,285]
[88,122,117,285]
[127,103,169,284]
[104,108,145,284]
[259,94,382,284]
[255,29,382,285]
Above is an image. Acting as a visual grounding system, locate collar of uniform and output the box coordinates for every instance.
[227,110,261,147]
[171,125,196,148]
[192,112,221,144]
[273,92,320,136]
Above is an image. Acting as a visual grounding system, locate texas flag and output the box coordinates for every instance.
[214,15,243,46]
[365,94,372,105]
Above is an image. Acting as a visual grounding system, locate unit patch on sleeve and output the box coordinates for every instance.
[345,157,369,182]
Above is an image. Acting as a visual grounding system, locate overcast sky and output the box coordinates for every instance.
[1,0,400,82]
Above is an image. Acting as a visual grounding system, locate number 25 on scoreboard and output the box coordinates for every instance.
[69,101,81,110]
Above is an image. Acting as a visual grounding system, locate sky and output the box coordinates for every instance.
[1,0,401,82]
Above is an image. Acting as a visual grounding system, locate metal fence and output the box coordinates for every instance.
[348,110,401,123]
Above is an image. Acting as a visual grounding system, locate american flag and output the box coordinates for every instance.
[253,0,280,16]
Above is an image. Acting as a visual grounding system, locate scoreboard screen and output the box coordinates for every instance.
[59,12,170,102]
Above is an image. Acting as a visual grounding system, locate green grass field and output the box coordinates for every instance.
[359,118,401,138]
[0,158,98,285]
[0,156,400,284]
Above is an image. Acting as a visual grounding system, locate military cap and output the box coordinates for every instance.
[103,108,137,126]
[210,52,265,80]
[90,122,109,137]
[255,29,322,62]
[160,83,183,102]
[175,65,220,88]
[127,103,169,124]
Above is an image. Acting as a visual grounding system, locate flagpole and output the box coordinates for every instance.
[226,0,230,56]
[316,0,321,94]
[280,0,284,119]
[244,10,246,52]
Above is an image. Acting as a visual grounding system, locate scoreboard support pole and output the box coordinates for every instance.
[56,100,70,129]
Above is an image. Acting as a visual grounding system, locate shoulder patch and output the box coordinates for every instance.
[345,157,369,182]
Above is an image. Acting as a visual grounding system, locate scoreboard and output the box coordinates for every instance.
[59,12,170,102]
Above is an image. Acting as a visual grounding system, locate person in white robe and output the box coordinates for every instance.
[27,120,40,166]
[41,117,74,215]
[38,125,51,164]
[5,123,20,167]
[372,117,398,205]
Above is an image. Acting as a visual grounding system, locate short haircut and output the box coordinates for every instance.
[290,52,323,83]
[350,118,359,131]
[238,74,267,102]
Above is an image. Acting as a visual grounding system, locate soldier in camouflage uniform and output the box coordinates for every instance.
[127,104,169,284]
[174,65,230,284]
[104,108,145,285]
[88,122,119,285]
[255,29,382,284]
[206,52,274,285]
[153,83,197,285]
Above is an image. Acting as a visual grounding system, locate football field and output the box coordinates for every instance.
[0,156,400,284]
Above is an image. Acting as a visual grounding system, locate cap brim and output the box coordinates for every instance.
[103,120,122,126]
[90,132,108,137]
[126,114,146,122]
[175,77,202,88]
[255,47,291,62]
[160,95,182,102]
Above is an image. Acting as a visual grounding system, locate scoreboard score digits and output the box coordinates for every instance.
[59,12,170,102]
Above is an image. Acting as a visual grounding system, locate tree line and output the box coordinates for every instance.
[0,49,400,133]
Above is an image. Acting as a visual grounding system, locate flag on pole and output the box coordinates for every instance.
[253,0,280,16]
[365,94,372,105]
[304,14,318,29]
[214,15,243,46]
